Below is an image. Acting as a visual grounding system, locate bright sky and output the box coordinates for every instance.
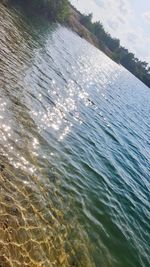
[70,0,150,63]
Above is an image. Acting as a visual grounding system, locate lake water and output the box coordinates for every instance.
[0,3,150,267]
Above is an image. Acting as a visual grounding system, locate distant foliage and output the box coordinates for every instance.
[80,13,150,88]
[16,0,69,22]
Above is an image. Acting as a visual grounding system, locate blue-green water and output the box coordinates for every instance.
[0,4,150,267]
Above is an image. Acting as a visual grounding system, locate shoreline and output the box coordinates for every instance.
[66,4,113,59]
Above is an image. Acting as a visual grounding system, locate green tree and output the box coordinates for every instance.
[24,0,69,22]
[80,13,93,31]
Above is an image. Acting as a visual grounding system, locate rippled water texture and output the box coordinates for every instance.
[0,3,150,267]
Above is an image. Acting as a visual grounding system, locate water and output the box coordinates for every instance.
[0,3,150,267]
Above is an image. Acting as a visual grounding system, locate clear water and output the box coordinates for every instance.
[0,3,150,267]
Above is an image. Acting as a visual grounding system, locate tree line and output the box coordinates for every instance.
[80,13,150,88]
[9,0,69,22]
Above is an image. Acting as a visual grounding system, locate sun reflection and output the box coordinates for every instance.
[0,98,38,174]
[28,71,91,141]
[0,25,123,178]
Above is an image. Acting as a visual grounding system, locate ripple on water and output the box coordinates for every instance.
[0,157,96,267]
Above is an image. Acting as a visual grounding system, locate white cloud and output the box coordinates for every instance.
[125,28,150,63]
[142,11,150,24]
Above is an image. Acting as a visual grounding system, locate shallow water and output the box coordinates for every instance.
[0,3,150,267]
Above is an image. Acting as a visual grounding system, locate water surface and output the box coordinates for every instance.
[0,3,150,267]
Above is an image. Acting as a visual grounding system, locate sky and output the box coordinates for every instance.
[70,0,150,64]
